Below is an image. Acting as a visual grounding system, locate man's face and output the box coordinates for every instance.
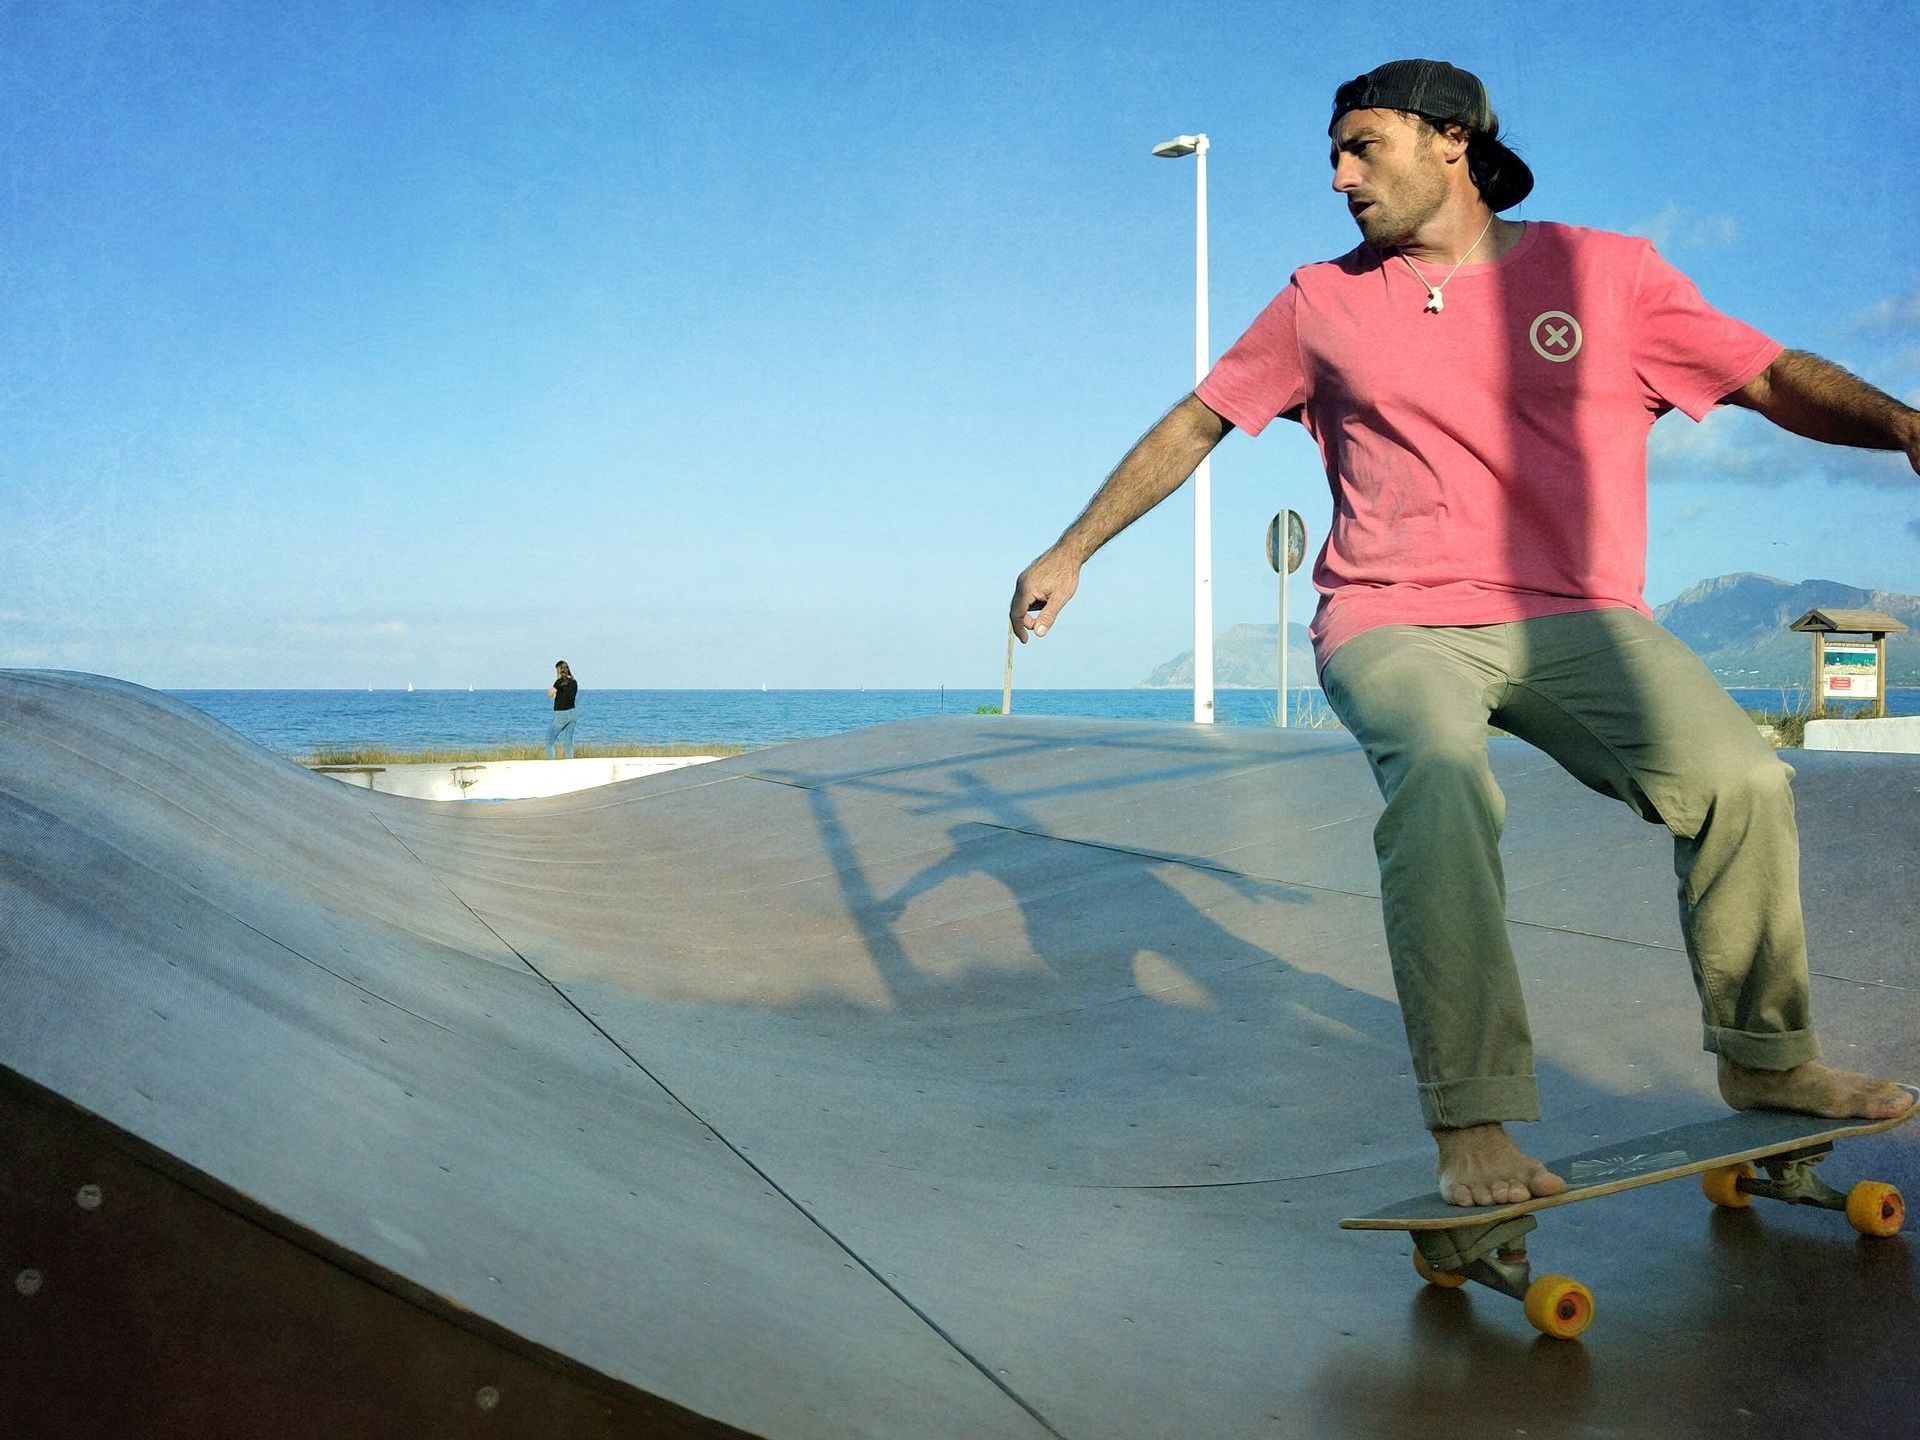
[1329,109,1451,248]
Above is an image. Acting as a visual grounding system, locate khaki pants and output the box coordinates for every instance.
[1318,608,1818,1130]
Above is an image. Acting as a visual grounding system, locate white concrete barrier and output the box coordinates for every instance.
[1802,717,1920,754]
[311,755,719,801]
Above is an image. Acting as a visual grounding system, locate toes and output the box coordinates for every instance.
[1870,1087,1915,1119]
[1440,1173,1558,1207]
[1448,1172,1566,1206]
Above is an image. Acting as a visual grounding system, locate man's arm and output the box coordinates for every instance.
[1725,349,1920,474]
[1009,393,1232,642]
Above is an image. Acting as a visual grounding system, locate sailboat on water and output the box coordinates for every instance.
[406,682,414,694]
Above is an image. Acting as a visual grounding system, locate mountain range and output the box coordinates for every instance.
[1140,575,1919,688]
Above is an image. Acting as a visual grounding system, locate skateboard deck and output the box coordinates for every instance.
[1340,1086,1919,1339]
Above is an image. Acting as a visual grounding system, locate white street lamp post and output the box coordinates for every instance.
[1153,132,1213,724]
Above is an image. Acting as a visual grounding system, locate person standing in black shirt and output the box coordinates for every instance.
[546,660,579,759]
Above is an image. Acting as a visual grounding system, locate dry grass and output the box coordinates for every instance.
[1747,709,1809,749]
[1743,688,1817,749]
[300,740,751,767]
[1250,692,1348,728]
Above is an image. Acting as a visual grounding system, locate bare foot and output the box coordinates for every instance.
[1433,1123,1569,1207]
[1717,1057,1914,1121]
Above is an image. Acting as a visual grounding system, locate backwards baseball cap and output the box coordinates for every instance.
[1329,59,1534,212]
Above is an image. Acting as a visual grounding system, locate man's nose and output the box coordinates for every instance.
[1331,157,1360,193]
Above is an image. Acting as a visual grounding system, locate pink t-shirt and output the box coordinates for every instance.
[1195,222,1781,669]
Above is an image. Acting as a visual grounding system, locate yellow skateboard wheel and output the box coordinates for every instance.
[1412,1249,1467,1288]
[1701,1162,1755,1208]
[1846,1181,1905,1237]
[1523,1275,1594,1340]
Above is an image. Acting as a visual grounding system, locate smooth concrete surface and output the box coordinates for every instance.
[3,669,1918,1439]
[312,753,719,801]
[1805,715,1920,753]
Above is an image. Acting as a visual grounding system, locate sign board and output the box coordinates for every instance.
[1823,641,1879,700]
[1266,511,1306,575]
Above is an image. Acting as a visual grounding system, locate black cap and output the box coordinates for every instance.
[1329,59,1534,211]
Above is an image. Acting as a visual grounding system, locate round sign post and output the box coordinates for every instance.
[1265,511,1307,727]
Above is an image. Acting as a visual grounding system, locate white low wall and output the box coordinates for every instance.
[311,755,719,801]
[1802,717,1920,754]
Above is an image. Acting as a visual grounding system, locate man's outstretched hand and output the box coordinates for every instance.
[1004,394,1229,644]
[1010,549,1081,643]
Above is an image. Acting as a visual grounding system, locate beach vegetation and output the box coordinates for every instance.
[1747,709,1807,749]
[1256,692,1347,729]
[1743,687,1817,748]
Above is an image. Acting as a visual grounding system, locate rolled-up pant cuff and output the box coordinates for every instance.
[1417,1074,1542,1130]
[1704,1024,1820,1071]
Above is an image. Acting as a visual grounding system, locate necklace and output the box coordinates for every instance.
[1398,214,1496,313]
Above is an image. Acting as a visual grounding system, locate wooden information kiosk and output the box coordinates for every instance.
[1790,607,1908,719]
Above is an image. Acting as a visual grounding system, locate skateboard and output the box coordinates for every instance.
[1340,1086,1919,1340]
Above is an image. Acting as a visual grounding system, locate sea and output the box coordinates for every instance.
[168,686,1919,757]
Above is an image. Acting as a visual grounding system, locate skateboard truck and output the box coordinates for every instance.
[1700,1143,1906,1235]
[1411,1216,1537,1296]
[1729,1143,1849,1209]
[1410,1216,1595,1338]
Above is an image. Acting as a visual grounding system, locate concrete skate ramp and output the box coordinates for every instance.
[3,669,1917,1438]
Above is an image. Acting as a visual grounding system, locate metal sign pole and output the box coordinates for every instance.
[1278,563,1288,727]
[1266,510,1307,728]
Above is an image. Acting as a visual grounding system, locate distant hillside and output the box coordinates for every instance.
[1139,576,1919,688]
[1141,623,1316,689]
[1653,574,1919,685]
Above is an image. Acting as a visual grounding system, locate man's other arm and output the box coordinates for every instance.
[1009,393,1232,643]
[1725,349,1920,474]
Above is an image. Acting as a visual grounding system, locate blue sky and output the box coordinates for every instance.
[3,0,1915,689]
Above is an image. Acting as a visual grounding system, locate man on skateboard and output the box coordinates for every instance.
[1009,59,1917,1207]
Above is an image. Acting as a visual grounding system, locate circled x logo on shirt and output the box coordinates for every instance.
[1530,310,1582,362]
